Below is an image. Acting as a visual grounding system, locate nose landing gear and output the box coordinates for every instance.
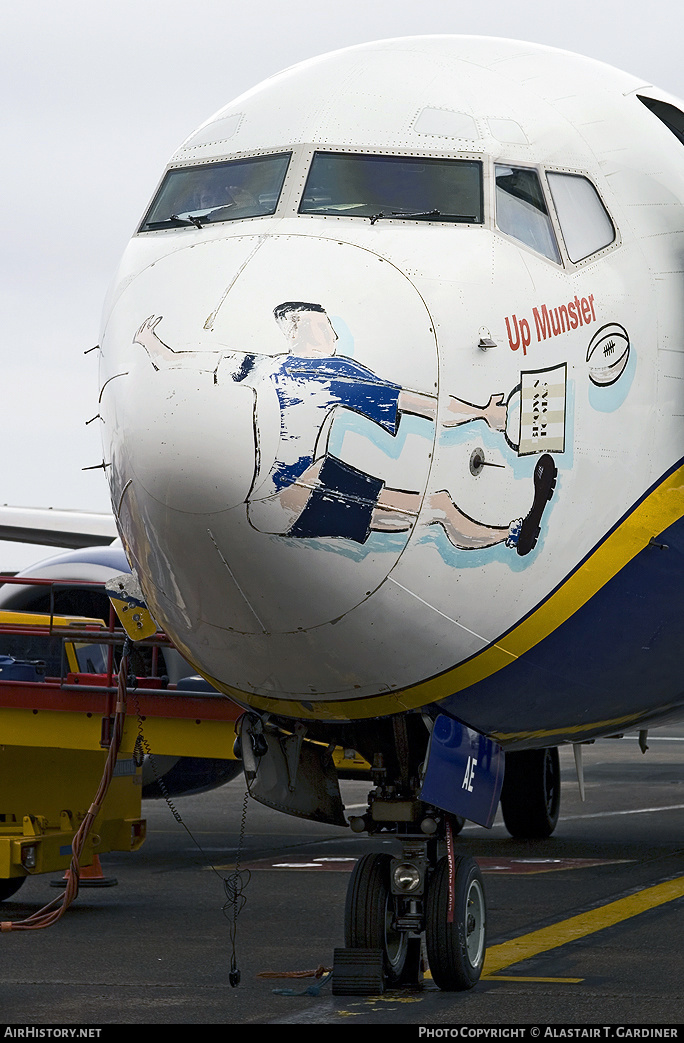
[334,820,487,994]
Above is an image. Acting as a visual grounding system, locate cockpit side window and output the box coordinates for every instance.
[299,152,483,223]
[637,96,684,147]
[138,152,292,231]
[495,165,561,263]
[546,172,615,262]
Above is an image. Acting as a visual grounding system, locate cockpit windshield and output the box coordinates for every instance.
[495,165,561,263]
[299,152,483,223]
[138,153,292,231]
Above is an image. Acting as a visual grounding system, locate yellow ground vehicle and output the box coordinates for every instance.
[0,608,144,902]
[0,608,110,677]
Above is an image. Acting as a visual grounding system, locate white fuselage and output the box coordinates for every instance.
[98,36,684,739]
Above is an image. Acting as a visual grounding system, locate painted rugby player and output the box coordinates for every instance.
[134,305,556,554]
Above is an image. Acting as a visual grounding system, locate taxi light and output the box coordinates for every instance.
[393,862,421,893]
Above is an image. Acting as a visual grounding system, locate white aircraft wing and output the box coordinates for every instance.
[0,506,118,549]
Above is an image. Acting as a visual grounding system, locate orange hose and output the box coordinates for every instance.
[257,965,331,979]
[1,653,128,932]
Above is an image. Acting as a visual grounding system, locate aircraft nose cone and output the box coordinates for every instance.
[115,362,256,515]
[103,234,438,637]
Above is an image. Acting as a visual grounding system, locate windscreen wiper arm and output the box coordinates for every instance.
[171,203,237,227]
[368,209,442,224]
[170,213,208,229]
[393,209,442,219]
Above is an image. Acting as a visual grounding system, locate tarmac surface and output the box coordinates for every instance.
[1,727,683,1030]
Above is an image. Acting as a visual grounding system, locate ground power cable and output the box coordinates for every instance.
[0,644,131,932]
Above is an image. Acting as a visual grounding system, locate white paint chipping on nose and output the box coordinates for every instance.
[118,365,257,514]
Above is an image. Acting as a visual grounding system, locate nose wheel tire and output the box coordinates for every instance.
[500,746,561,839]
[345,852,418,985]
[425,855,486,991]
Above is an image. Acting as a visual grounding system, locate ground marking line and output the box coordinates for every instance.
[344,801,684,821]
[482,874,684,976]
[620,735,684,741]
[481,975,584,984]
[447,802,684,830]
[557,803,684,822]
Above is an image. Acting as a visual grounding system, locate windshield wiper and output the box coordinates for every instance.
[369,209,442,224]
[172,203,238,227]
[393,209,442,220]
[170,213,208,229]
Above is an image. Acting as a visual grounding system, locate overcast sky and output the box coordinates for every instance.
[1,0,682,571]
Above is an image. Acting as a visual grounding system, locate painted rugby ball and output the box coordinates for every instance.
[586,323,630,387]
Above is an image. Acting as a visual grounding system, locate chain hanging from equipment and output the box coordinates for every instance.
[132,687,252,987]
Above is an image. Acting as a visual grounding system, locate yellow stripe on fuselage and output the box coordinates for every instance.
[213,463,684,724]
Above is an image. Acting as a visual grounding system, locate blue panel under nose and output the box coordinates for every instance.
[420,715,505,828]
